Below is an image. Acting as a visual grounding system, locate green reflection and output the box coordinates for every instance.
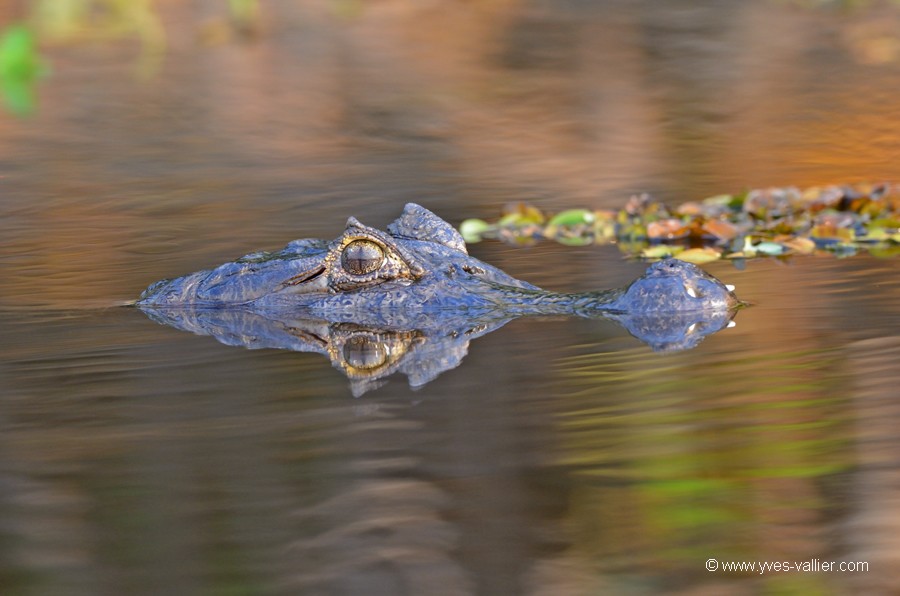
[554,347,850,592]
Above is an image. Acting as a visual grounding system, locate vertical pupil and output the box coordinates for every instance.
[341,240,385,275]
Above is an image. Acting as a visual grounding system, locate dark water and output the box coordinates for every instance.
[2,1,900,594]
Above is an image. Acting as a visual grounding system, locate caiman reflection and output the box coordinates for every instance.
[136,204,742,393]
[139,308,737,396]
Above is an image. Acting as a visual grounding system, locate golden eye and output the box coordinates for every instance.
[341,240,385,275]
[343,335,388,370]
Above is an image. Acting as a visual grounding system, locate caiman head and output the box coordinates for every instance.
[136,203,539,312]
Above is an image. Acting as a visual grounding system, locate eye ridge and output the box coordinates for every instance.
[341,239,386,275]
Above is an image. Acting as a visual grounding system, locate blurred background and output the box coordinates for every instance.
[1,1,900,594]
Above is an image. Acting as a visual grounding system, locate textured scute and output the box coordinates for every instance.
[386,203,468,254]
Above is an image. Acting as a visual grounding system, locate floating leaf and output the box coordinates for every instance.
[810,224,855,242]
[702,194,738,208]
[675,248,721,264]
[782,237,816,254]
[702,219,739,242]
[499,203,545,226]
[869,244,900,258]
[856,227,890,242]
[458,182,899,262]
[870,217,900,229]
[641,245,682,259]
[547,209,594,227]
[459,219,491,244]
[497,227,539,246]
[755,241,786,256]
[592,210,616,242]
[744,188,794,219]
[676,201,704,216]
[545,209,596,244]
[647,219,688,240]
[740,236,757,255]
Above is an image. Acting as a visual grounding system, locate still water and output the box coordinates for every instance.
[2,1,900,594]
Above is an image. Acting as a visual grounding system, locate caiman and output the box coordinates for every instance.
[136,203,741,319]
[136,204,743,392]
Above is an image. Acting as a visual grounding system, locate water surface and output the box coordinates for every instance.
[2,1,900,594]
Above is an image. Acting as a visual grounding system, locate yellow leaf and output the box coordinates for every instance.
[675,248,722,264]
[782,237,816,254]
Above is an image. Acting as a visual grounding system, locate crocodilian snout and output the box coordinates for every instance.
[612,258,741,313]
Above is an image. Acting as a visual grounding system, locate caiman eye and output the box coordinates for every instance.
[343,335,388,370]
[341,239,385,275]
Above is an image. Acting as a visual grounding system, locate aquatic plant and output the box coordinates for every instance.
[460,183,900,263]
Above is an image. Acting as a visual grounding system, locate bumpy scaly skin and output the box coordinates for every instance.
[137,203,740,317]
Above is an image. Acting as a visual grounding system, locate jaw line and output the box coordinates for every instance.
[277,265,329,295]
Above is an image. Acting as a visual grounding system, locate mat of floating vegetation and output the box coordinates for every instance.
[459,184,900,264]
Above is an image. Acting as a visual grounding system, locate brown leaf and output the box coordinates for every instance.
[701,219,739,242]
[647,219,688,240]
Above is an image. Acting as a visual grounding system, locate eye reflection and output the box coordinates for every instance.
[343,335,388,370]
[341,239,385,275]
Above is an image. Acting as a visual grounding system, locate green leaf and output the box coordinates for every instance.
[702,194,734,207]
[869,244,900,258]
[870,217,900,229]
[547,209,595,227]
[856,227,890,242]
[641,245,682,259]
[459,219,491,244]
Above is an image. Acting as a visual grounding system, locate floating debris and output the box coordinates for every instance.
[459,183,900,262]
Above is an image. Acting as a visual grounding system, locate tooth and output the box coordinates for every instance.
[686,286,697,298]
[726,284,736,292]
[687,323,697,333]
[727,321,737,328]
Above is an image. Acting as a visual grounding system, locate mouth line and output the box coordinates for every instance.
[281,265,326,288]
